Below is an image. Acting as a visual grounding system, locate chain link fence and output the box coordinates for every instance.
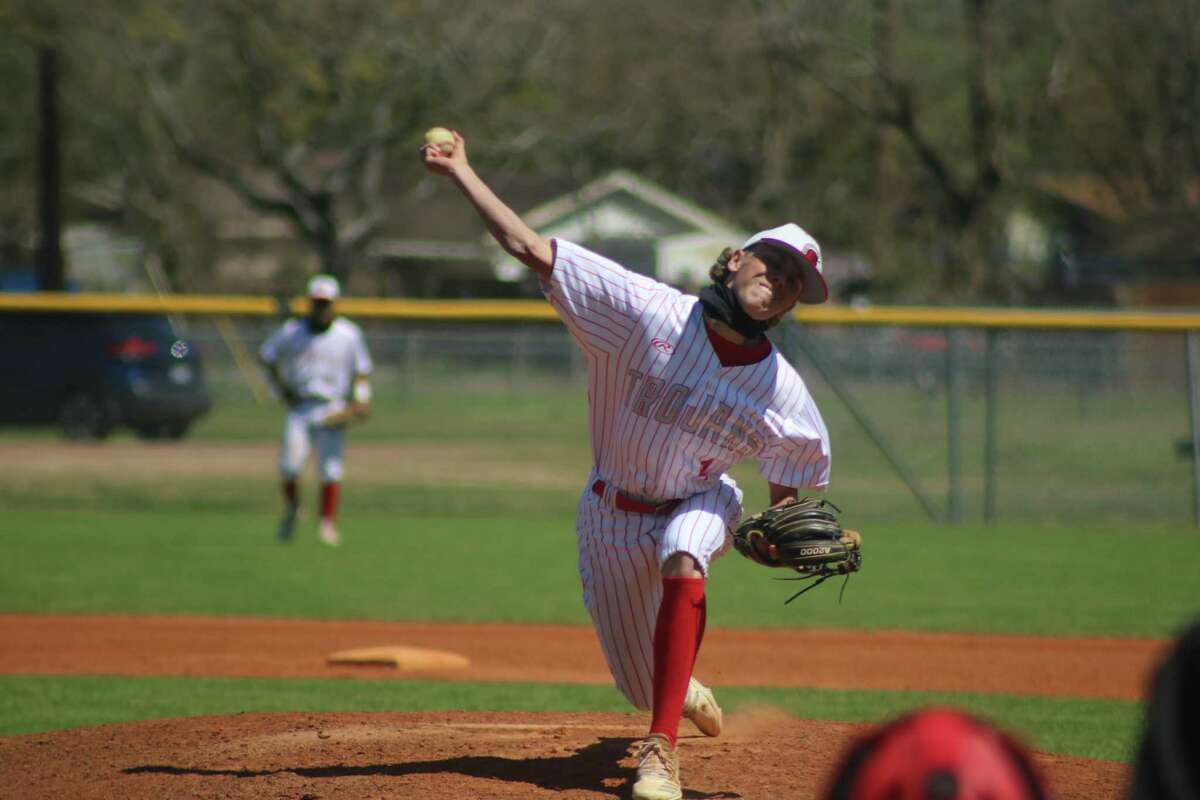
[176,313,1200,527]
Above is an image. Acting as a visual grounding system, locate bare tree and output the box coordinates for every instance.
[1049,0,1200,216]
[116,0,558,289]
[754,0,1053,300]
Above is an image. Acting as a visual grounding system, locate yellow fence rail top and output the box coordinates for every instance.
[792,304,1200,331]
[0,292,558,321]
[0,292,280,316]
[3,292,1200,331]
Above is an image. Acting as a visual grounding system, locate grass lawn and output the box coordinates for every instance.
[3,506,1198,635]
[6,378,1199,523]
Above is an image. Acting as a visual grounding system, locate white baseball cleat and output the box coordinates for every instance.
[683,677,723,737]
[318,520,341,547]
[277,504,298,542]
[631,734,682,800]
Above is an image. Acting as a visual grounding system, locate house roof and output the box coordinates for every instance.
[1032,173,1200,267]
[1032,174,1134,222]
[520,169,744,240]
[1033,173,1200,223]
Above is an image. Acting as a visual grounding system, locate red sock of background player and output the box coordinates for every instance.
[649,576,707,745]
[282,479,298,509]
[319,482,340,521]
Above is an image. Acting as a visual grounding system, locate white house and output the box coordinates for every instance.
[490,169,746,290]
[370,168,867,299]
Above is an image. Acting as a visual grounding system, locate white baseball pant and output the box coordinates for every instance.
[576,472,743,710]
[279,399,347,483]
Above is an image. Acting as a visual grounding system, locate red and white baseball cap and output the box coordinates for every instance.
[307,275,340,301]
[742,223,827,304]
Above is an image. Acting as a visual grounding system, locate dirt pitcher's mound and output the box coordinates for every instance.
[0,710,1126,800]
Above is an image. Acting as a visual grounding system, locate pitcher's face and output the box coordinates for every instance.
[725,246,804,321]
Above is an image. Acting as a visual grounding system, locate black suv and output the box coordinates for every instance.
[0,311,213,440]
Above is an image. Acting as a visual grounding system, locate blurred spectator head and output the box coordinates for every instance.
[1128,616,1200,800]
[824,708,1046,800]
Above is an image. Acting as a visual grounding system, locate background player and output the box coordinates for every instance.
[259,275,373,547]
[423,130,832,800]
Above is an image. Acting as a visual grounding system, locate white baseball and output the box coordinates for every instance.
[424,127,455,155]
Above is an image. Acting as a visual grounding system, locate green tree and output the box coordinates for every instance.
[1,0,194,287]
[0,22,39,269]
[0,1,66,286]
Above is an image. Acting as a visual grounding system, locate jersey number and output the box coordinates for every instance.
[697,458,714,479]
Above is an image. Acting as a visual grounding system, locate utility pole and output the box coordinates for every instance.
[36,44,64,291]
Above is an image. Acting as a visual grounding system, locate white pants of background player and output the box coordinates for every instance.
[576,472,743,710]
[279,398,347,482]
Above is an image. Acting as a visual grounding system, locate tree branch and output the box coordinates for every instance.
[139,62,310,232]
[964,0,1000,199]
[217,10,328,233]
[891,84,975,221]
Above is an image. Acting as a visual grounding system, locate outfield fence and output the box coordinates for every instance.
[4,292,1200,527]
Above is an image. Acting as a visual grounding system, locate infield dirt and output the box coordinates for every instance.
[1,709,1127,800]
[0,613,1150,798]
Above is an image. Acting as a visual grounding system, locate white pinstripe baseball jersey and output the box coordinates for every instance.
[543,239,831,710]
[260,317,373,485]
[260,317,373,402]
[544,239,831,500]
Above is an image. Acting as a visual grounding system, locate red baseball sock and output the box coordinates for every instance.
[282,480,298,508]
[649,576,707,745]
[319,482,340,521]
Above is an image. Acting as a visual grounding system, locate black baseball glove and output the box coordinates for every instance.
[732,497,862,603]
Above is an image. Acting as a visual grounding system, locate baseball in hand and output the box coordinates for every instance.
[424,127,455,155]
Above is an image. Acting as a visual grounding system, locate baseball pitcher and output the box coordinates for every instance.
[423,130,838,800]
[259,275,373,547]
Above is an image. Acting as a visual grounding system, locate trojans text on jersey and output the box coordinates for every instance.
[623,367,766,459]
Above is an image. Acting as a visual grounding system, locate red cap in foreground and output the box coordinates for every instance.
[826,708,1046,800]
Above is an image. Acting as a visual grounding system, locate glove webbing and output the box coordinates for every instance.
[779,571,854,605]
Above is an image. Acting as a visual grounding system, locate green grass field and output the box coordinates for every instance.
[2,386,1199,765]
[13,373,1195,525]
[4,506,1198,635]
[191,374,1200,524]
